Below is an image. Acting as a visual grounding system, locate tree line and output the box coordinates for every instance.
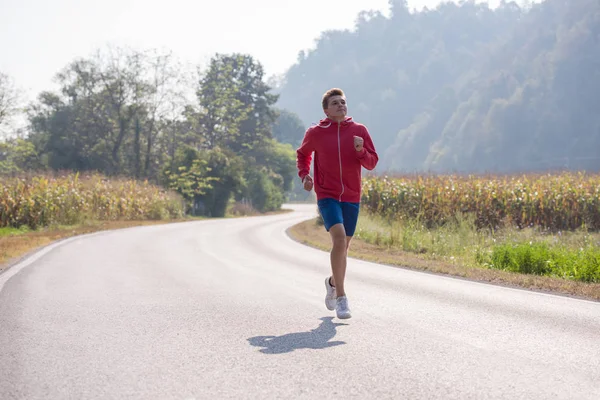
[0,49,308,216]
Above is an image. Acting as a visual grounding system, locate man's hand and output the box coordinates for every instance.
[303,175,314,191]
[354,136,364,152]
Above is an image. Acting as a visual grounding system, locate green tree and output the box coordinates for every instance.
[242,167,284,213]
[195,147,246,217]
[193,53,278,154]
[271,108,306,148]
[162,145,215,203]
[237,138,295,211]
[187,53,292,213]
[0,138,43,174]
[27,46,183,177]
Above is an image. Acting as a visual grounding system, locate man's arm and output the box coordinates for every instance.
[356,126,378,170]
[296,128,314,181]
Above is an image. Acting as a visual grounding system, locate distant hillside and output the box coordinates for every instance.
[275,0,600,173]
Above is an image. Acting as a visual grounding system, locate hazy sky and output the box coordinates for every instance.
[1,0,502,101]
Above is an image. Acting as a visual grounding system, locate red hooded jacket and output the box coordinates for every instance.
[296,116,378,203]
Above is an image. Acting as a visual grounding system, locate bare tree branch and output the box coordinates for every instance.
[0,72,21,130]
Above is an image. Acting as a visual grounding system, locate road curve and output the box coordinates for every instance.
[1,203,599,399]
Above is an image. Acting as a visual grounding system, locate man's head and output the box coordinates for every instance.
[322,88,347,120]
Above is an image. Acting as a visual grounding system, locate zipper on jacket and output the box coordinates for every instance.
[337,121,344,201]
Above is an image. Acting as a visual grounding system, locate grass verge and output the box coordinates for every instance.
[287,216,600,302]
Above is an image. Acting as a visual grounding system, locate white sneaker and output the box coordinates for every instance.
[324,277,336,311]
[336,296,352,319]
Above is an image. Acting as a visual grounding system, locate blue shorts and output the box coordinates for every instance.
[317,198,360,237]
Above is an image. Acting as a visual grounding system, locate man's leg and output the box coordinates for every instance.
[318,199,345,309]
[331,225,353,319]
[330,202,360,293]
[330,236,352,287]
[328,223,348,298]
[327,202,359,319]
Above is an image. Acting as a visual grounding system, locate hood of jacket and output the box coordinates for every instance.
[316,116,354,128]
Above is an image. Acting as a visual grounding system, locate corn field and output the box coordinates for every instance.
[0,172,185,229]
[361,172,600,231]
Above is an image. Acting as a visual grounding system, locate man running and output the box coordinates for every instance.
[296,88,379,319]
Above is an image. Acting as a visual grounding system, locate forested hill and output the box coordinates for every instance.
[274,0,600,173]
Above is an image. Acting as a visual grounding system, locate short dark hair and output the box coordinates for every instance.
[322,88,345,109]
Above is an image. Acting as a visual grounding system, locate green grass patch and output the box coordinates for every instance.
[0,226,31,236]
[478,242,600,283]
[354,212,485,258]
[355,211,600,283]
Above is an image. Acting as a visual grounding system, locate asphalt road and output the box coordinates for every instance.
[1,203,599,400]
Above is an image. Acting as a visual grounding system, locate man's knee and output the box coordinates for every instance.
[329,223,347,247]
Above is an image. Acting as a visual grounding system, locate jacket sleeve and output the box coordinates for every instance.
[356,126,378,170]
[296,128,314,181]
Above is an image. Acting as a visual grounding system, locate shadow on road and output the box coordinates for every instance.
[247,316,348,354]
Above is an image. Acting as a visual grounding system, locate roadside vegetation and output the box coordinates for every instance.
[0,50,299,271]
[289,172,600,301]
[0,171,285,271]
